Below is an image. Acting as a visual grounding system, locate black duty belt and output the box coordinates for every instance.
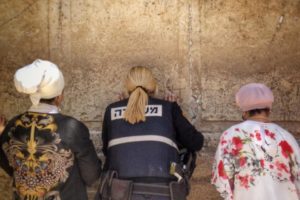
[132,182,170,197]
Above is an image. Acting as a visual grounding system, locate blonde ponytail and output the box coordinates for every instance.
[124,67,156,124]
[124,87,148,124]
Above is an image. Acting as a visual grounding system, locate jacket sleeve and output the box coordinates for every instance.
[283,130,300,197]
[172,102,204,151]
[0,119,15,176]
[68,120,102,186]
[101,108,109,157]
[211,130,234,200]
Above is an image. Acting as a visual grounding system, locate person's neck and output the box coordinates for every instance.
[247,114,270,123]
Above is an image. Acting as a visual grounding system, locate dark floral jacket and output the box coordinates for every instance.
[0,109,101,200]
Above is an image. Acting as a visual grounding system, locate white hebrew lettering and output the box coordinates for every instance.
[111,105,162,120]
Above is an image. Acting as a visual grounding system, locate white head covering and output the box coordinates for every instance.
[235,83,274,112]
[14,59,65,105]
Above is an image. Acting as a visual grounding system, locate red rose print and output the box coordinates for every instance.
[232,137,243,149]
[223,148,229,154]
[232,149,239,156]
[239,157,247,167]
[260,160,264,168]
[221,138,227,146]
[231,137,243,156]
[279,140,294,158]
[218,160,228,179]
[265,129,275,140]
[275,161,289,173]
[238,175,250,189]
[255,132,261,141]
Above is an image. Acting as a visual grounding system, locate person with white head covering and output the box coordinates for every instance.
[14,59,65,106]
[0,59,101,200]
[211,83,300,200]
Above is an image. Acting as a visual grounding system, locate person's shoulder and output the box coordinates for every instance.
[220,121,248,138]
[6,113,25,127]
[1,114,26,139]
[267,123,300,148]
[55,113,77,122]
[149,97,164,103]
[106,99,128,109]
[149,97,174,106]
[268,123,288,131]
[57,114,88,131]
[269,123,296,138]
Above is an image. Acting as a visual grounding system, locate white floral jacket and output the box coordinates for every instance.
[212,120,300,200]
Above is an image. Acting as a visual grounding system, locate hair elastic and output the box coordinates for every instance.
[135,85,148,93]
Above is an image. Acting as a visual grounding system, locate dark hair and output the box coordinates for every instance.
[39,97,56,104]
[248,108,270,117]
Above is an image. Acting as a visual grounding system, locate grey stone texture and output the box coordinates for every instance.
[0,0,299,200]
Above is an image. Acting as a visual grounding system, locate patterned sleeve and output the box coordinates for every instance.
[282,129,300,197]
[211,129,235,200]
[0,118,16,176]
[293,147,300,198]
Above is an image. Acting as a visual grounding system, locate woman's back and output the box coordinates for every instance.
[212,120,300,200]
[102,97,180,180]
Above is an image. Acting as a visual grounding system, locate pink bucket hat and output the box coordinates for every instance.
[235,83,274,112]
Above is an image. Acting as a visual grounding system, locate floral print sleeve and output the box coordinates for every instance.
[281,128,300,197]
[211,130,235,200]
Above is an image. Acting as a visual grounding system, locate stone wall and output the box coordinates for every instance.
[0,0,300,199]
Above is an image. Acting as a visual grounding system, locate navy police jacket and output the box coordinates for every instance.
[102,97,204,181]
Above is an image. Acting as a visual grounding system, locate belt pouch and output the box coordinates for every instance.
[95,171,117,200]
[169,182,187,200]
[111,179,133,200]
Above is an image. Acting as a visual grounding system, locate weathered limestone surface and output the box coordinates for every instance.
[0,0,299,200]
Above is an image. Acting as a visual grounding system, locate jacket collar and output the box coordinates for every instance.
[28,103,60,114]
